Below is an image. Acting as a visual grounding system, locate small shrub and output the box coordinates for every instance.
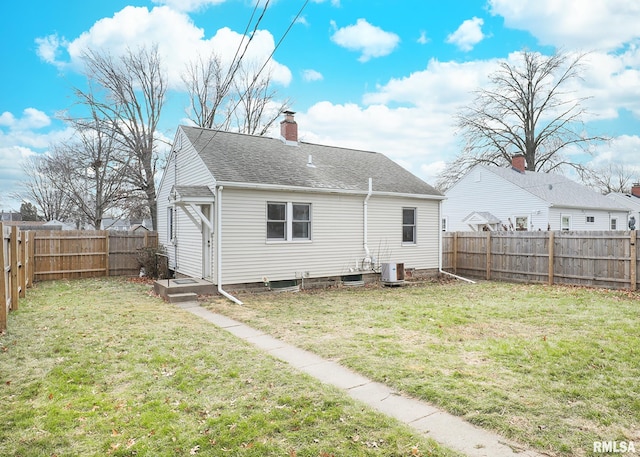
[136,245,170,279]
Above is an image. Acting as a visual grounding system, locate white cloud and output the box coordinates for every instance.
[0,108,51,132]
[312,0,341,6]
[446,17,485,51]
[302,69,323,82]
[489,0,640,51]
[330,18,400,62]
[287,100,462,186]
[417,31,429,45]
[36,6,292,90]
[151,0,226,12]
[588,135,640,170]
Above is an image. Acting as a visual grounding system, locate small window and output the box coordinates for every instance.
[403,208,416,244]
[441,217,448,232]
[610,218,617,230]
[515,216,528,231]
[292,203,311,240]
[561,215,571,231]
[267,202,287,240]
[586,216,595,223]
[167,207,174,241]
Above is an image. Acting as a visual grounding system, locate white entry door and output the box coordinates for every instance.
[201,204,212,279]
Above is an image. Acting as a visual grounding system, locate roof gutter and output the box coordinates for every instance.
[216,180,445,201]
[216,185,243,305]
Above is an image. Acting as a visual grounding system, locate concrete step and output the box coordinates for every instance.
[167,292,198,303]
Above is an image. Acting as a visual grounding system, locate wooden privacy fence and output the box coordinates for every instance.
[1,223,34,332]
[442,230,638,290]
[32,230,158,281]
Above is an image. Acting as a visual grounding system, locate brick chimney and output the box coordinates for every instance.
[280,110,298,143]
[632,183,640,198]
[511,154,526,173]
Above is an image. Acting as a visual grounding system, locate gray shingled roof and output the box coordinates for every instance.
[180,126,442,197]
[483,165,629,210]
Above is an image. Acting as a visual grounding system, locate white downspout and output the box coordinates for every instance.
[438,199,475,284]
[216,185,244,305]
[363,177,372,261]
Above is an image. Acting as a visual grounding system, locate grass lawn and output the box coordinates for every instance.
[203,280,640,457]
[0,278,460,457]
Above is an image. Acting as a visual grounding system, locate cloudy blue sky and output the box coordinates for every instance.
[2,0,640,211]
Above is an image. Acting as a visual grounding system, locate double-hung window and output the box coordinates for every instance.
[402,208,417,244]
[267,202,311,241]
[292,203,311,239]
[267,202,287,240]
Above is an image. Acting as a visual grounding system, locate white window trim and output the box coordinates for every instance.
[402,207,417,245]
[514,215,529,231]
[586,215,595,223]
[610,217,618,230]
[266,201,312,243]
[561,214,571,231]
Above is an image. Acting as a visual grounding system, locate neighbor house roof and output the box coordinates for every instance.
[179,126,443,198]
[607,192,640,212]
[481,165,628,211]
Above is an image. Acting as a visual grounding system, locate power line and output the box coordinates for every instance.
[198,0,310,151]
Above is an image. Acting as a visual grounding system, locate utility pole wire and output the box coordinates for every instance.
[197,0,309,151]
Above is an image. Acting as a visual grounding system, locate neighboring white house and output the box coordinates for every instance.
[607,184,640,230]
[100,218,153,231]
[442,154,629,232]
[156,112,445,289]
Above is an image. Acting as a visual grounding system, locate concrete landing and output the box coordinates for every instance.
[180,305,544,457]
[153,278,215,302]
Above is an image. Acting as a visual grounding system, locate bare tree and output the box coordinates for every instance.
[231,65,290,136]
[182,52,233,130]
[75,45,166,229]
[45,111,133,229]
[438,50,606,190]
[14,155,76,222]
[182,54,289,135]
[579,162,639,194]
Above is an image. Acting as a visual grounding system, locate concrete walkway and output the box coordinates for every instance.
[179,302,545,457]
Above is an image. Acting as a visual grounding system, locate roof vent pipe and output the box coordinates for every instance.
[307,154,316,168]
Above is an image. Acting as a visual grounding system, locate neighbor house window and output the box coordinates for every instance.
[441,217,448,232]
[515,216,528,231]
[561,215,571,231]
[403,208,417,244]
[267,202,287,240]
[267,202,311,241]
[610,218,618,230]
[586,216,595,223]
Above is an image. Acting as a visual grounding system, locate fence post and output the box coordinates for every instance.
[0,223,6,332]
[631,230,637,291]
[19,230,26,298]
[486,231,491,280]
[453,232,458,274]
[105,230,110,277]
[548,231,555,286]
[10,226,19,311]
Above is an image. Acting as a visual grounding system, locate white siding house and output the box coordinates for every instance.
[607,184,640,230]
[156,112,444,290]
[442,155,629,232]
